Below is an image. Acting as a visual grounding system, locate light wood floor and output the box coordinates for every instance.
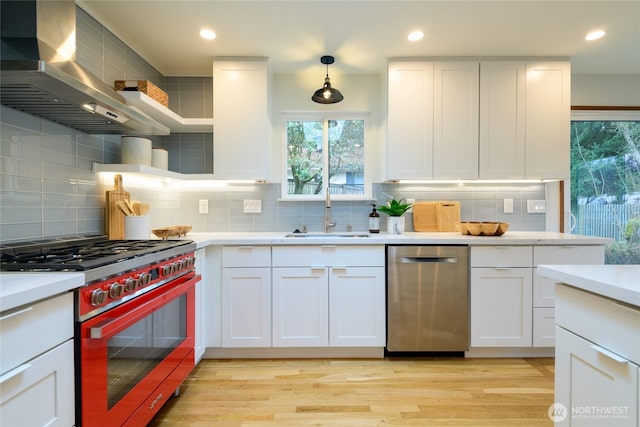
[150,357,555,427]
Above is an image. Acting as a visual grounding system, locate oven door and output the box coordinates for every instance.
[79,272,199,427]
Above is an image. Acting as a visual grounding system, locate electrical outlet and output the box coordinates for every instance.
[198,199,208,214]
[503,198,514,214]
[243,199,262,213]
[527,200,546,213]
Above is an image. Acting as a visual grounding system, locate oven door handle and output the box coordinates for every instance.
[90,273,200,339]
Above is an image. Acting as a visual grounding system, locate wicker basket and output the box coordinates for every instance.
[114,80,169,107]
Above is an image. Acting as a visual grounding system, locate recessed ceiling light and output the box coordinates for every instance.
[585,30,606,41]
[200,29,217,40]
[408,31,424,42]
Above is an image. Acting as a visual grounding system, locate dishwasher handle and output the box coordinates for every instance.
[400,256,458,264]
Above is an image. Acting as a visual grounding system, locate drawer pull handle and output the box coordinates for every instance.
[590,344,628,364]
[0,363,32,384]
[0,306,33,322]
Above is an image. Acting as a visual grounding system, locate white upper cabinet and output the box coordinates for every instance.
[433,61,479,179]
[479,61,526,179]
[387,58,570,181]
[213,58,270,180]
[525,61,571,180]
[387,61,434,179]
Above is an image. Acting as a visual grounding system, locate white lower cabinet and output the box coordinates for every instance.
[470,267,533,347]
[0,292,75,426]
[221,246,272,347]
[272,246,385,348]
[272,267,329,347]
[329,266,385,347]
[0,340,75,427]
[555,326,639,426]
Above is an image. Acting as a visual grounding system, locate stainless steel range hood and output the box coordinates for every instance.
[0,0,169,135]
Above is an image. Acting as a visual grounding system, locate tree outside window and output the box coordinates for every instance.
[286,116,366,197]
[570,116,640,264]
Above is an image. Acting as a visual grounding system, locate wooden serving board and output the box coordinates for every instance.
[436,201,461,231]
[413,202,438,231]
[413,201,461,232]
[105,174,130,240]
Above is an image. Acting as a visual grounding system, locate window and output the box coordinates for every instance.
[570,110,640,264]
[284,113,370,199]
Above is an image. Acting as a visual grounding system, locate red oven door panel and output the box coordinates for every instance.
[79,272,198,427]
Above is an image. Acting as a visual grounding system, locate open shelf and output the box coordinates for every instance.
[117,91,213,133]
[93,163,214,180]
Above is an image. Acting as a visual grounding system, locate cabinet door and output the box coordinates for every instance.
[470,268,533,347]
[222,267,271,347]
[555,326,639,426]
[194,248,206,363]
[479,61,526,179]
[0,340,75,427]
[272,267,329,347]
[329,266,385,347]
[533,307,555,347]
[213,59,269,180]
[387,61,434,179]
[525,61,571,179]
[433,61,479,179]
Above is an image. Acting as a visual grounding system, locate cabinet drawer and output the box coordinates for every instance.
[556,284,640,365]
[0,292,73,375]
[534,245,604,265]
[0,339,75,427]
[272,246,384,267]
[222,246,271,267]
[470,246,532,267]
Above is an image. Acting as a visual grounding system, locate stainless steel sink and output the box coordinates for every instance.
[284,233,370,238]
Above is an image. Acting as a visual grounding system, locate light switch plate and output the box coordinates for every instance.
[198,199,208,214]
[243,199,262,213]
[503,198,514,214]
[527,200,546,213]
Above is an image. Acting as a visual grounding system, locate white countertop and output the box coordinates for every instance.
[537,264,640,307]
[185,231,612,248]
[0,232,611,312]
[0,272,84,312]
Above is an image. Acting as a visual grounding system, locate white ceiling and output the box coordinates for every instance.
[78,0,640,77]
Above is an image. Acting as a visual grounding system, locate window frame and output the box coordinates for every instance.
[567,108,640,233]
[281,111,372,201]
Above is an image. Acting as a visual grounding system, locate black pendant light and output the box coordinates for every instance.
[311,55,344,104]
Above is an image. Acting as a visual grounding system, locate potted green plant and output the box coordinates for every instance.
[377,197,413,234]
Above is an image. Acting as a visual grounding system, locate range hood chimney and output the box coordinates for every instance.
[0,0,169,135]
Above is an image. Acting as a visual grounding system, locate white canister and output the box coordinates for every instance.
[152,148,169,170]
[121,136,152,166]
[124,216,151,239]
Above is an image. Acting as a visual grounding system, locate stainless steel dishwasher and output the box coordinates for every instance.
[386,245,469,352]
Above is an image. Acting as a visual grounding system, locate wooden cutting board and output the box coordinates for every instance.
[413,201,461,231]
[105,174,130,240]
[412,202,439,231]
[436,201,461,231]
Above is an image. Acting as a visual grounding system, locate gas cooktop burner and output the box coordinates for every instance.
[0,235,194,272]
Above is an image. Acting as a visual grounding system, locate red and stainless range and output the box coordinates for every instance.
[1,236,200,427]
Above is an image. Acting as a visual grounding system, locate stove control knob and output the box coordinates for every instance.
[187,256,195,267]
[109,283,125,298]
[138,272,152,286]
[173,261,182,271]
[90,289,107,306]
[124,277,139,292]
[162,264,173,275]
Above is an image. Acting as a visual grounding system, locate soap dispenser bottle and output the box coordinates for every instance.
[369,204,380,233]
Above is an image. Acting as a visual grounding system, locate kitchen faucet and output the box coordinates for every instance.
[324,187,336,233]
